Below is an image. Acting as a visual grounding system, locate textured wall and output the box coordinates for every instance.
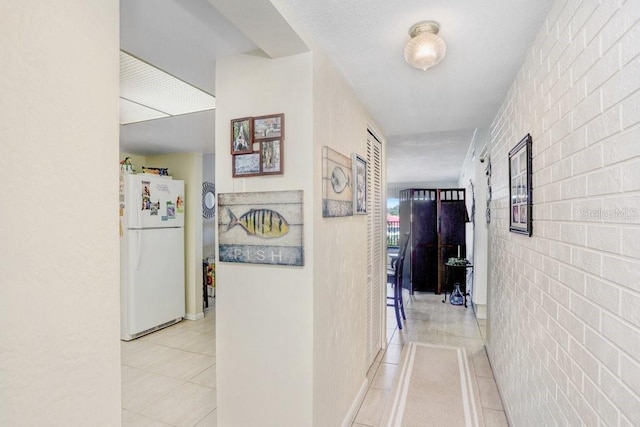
[214,52,315,426]
[458,131,491,316]
[0,1,121,425]
[311,49,386,427]
[214,47,385,427]
[487,0,640,425]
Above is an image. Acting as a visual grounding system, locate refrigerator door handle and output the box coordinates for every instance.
[135,230,142,271]
[137,192,142,229]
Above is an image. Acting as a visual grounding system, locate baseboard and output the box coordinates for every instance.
[473,302,486,319]
[184,312,204,321]
[341,377,369,427]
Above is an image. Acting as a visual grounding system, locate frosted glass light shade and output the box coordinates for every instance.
[404,21,446,71]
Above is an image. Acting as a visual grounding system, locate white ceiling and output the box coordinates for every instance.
[119,0,255,154]
[272,0,555,184]
[119,0,555,182]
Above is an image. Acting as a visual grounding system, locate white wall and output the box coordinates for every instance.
[311,50,386,427]
[215,51,315,426]
[0,1,121,425]
[458,130,490,318]
[487,0,640,424]
[147,153,204,319]
[214,46,385,426]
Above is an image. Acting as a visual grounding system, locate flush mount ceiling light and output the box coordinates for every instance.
[119,51,216,125]
[404,21,446,71]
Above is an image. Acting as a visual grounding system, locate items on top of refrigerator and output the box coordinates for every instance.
[141,166,169,176]
[120,157,134,174]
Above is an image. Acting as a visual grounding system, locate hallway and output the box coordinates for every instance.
[353,291,507,427]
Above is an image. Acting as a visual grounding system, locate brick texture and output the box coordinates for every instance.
[487,0,640,425]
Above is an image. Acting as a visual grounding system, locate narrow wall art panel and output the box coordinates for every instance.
[218,190,303,266]
[508,134,532,236]
[322,146,353,217]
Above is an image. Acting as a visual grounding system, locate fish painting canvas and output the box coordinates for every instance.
[322,146,353,217]
[218,190,303,266]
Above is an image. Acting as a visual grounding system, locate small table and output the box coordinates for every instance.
[441,262,473,307]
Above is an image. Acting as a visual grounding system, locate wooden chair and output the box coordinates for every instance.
[387,233,410,329]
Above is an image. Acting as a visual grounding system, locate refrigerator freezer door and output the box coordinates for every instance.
[122,227,185,339]
[125,174,185,229]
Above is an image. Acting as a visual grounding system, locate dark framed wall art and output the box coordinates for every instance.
[352,153,367,214]
[233,152,261,177]
[253,113,284,140]
[231,117,253,154]
[230,114,285,177]
[508,133,532,236]
[260,138,283,175]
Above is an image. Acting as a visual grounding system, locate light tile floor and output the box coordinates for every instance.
[121,299,217,427]
[122,292,507,427]
[352,290,509,427]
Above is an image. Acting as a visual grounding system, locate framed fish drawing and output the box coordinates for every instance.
[322,146,353,217]
[218,190,304,266]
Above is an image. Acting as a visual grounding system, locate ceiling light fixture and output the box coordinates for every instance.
[404,21,446,71]
[119,51,216,125]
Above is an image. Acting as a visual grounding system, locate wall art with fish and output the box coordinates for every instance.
[322,146,353,217]
[218,190,304,266]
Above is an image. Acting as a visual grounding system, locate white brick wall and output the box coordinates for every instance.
[487,0,640,425]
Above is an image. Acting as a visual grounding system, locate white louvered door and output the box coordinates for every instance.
[366,130,384,366]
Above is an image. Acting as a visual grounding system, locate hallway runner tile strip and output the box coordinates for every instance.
[381,342,484,427]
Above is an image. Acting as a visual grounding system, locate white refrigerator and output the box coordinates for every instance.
[120,174,185,341]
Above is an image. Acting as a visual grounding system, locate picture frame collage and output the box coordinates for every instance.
[231,114,284,178]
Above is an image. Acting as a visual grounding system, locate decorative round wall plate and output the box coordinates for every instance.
[202,182,216,218]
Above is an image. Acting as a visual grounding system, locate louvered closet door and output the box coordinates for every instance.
[366,130,384,366]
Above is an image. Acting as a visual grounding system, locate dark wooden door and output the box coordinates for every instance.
[437,189,467,293]
[411,190,437,292]
[398,188,467,294]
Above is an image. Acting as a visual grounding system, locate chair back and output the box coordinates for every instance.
[395,232,411,288]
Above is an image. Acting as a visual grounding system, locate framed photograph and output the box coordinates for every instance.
[322,146,353,217]
[254,113,284,140]
[352,153,367,214]
[509,134,532,236]
[261,139,283,175]
[231,117,253,154]
[233,152,261,177]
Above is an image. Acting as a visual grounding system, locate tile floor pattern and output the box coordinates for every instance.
[121,299,217,427]
[352,291,509,427]
[121,293,506,427]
